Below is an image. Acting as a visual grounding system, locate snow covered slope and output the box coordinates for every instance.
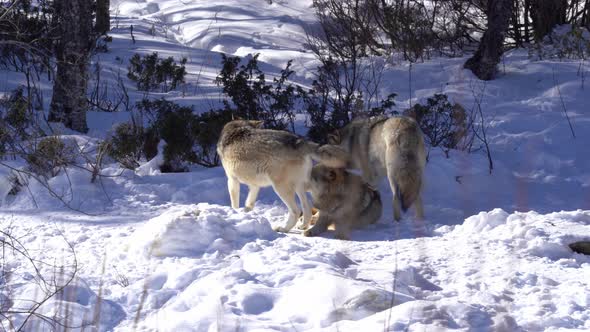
[1,0,589,331]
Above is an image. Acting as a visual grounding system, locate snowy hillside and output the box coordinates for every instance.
[1,0,590,331]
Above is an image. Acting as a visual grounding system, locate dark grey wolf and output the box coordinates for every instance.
[304,164,382,240]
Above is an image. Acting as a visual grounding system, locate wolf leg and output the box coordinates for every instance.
[228,177,240,209]
[244,185,260,212]
[357,141,376,185]
[271,183,301,233]
[414,194,424,220]
[334,221,352,241]
[392,194,402,222]
[303,212,330,237]
[386,148,402,222]
[361,191,383,226]
[364,170,380,189]
[296,187,312,230]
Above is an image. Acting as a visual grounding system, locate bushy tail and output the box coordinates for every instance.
[387,119,425,212]
[304,141,349,168]
[394,154,423,212]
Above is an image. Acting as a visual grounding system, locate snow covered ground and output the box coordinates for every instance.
[1,0,590,331]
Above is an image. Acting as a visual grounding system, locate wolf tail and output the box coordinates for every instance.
[387,120,425,212]
[394,154,423,212]
[303,141,349,168]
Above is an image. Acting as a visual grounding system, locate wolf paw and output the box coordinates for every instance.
[296,222,309,230]
[335,234,351,241]
[244,206,253,212]
[303,229,314,237]
[273,225,290,233]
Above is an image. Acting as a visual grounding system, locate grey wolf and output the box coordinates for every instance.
[328,115,426,221]
[217,120,348,233]
[304,164,382,240]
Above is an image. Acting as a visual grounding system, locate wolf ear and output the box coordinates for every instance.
[327,168,344,182]
[250,120,264,128]
[327,131,340,144]
[327,169,338,182]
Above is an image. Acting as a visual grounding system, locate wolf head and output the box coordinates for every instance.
[225,119,264,129]
[326,117,370,150]
[327,126,355,152]
[310,164,345,191]
[326,124,358,170]
[327,130,341,145]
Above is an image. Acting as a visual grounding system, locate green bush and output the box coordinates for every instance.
[108,99,232,172]
[0,124,11,157]
[215,54,296,130]
[192,108,233,167]
[27,136,76,178]
[151,102,198,172]
[148,100,233,171]
[107,122,144,170]
[0,87,30,139]
[127,52,187,92]
[403,94,467,150]
[301,61,397,144]
[215,53,398,144]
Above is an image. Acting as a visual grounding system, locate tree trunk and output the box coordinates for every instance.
[529,0,567,41]
[583,0,590,28]
[49,0,93,133]
[96,0,110,35]
[524,0,531,43]
[464,0,514,81]
[511,0,522,47]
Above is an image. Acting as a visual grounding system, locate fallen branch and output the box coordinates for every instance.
[552,66,576,139]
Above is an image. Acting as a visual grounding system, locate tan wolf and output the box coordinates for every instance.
[304,164,382,240]
[217,120,348,233]
[328,115,426,221]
